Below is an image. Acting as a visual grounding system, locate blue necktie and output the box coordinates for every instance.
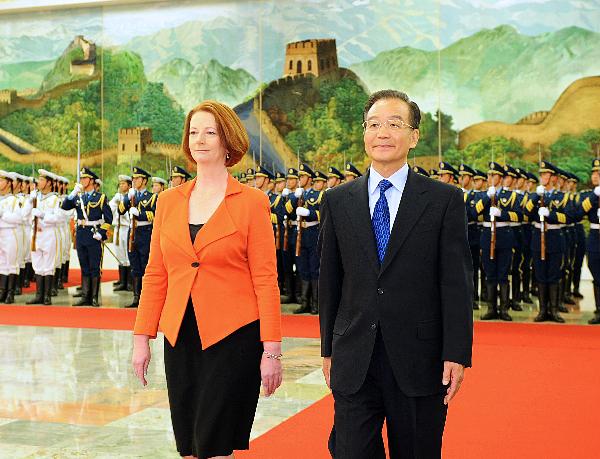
[372,179,393,264]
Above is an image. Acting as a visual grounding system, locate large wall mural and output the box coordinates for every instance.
[1,0,600,192]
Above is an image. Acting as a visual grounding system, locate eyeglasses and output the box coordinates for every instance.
[362,119,415,132]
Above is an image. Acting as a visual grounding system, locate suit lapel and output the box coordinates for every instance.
[380,169,429,275]
[346,172,380,274]
[166,178,196,255]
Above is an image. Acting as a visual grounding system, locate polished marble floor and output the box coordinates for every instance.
[0,324,328,458]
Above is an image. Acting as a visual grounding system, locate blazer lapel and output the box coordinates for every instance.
[380,169,429,275]
[166,178,196,256]
[192,175,240,254]
[346,172,380,274]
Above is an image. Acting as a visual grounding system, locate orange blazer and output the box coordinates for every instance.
[133,174,282,349]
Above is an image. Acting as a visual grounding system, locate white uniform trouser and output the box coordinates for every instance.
[31,227,59,276]
[24,226,32,263]
[55,225,65,268]
[16,225,27,269]
[64,224,71,262]
[0,227,19,275]
[113,224,130,266]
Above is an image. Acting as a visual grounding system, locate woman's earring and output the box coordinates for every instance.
[226,153,231,161]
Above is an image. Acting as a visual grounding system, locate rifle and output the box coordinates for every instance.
[128,193,137,252]
[283,217,289,251]
[295,191,305,257]
[115,190,121,246]
[490,191,496,260]
[31,190,38,251]
[275,217,281,250]
[539,145,546,261]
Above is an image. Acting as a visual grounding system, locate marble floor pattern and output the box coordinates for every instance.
[0,325,329,459]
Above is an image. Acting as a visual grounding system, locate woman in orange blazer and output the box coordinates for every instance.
[132,101,282,459]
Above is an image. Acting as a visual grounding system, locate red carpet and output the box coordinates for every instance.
[240,322,600,459]
[20,269,119,294]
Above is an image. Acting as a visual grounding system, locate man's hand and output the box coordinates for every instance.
[442,361,465,405]
[322,357,331,389]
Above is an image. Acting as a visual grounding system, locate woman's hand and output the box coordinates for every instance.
[261,341,283,397]
[132,334,151,386]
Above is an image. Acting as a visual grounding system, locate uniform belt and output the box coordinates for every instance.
[301,221,319,228]
[533,222,562,230]
[135,221,152,227]
[289,221,298,226]
[508,222,521,227]
[566,223,575,227]
[590,223,600,229]
[467,222,477,225]
[77,219,102,226]
[483,222,509,228]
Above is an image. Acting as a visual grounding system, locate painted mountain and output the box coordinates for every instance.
[149,58,258,112]
[350,25,600,129]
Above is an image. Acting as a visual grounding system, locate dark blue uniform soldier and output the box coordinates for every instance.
[475,162,522,321]
[569,173,587,300]
[294,168,326,315]
[119,167,156,308]
[520,171,538,304]
[412,165,430,177]
[573,159,600,324]
[282,167,300,304]
[61,167,112,307]
[523,161,571,323]
[459,164,480,310]
[270,171,287,296]
[344,162,362,182]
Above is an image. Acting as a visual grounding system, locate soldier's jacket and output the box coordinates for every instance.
[463,189,481,247]
[474,188,522,250]
[119,189,156,223]
[574,190,600,253]
[61,190,112,238]
[269,191,287,227]
[301,188,324,223]
[523,189,572,254]
[284,192,300,223]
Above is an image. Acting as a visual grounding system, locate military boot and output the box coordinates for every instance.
[126,267,133,291]
[588,283,600,325]
[548,283,565,323]
[521,268,533,304]
[510,274,523,311]
[73,276,91,306]
[26,275,45,304]
[15,270,22,295]
[480,272,488,303]
[114,266,129,292]
[57,266,64,290]
[43,275,53,305]
[126,277,140,308]
[534,283,549,322]
[280,273,297,304]
[113,265,125,288]
[4,274,18,304]
[557,279,569,313]
[498,283,512,321]
[563,271,575,305]
[90,277,100,307]
[481,282,499,320]
[22,266,30,288]
[0,274,7,302]
[293,280,311,314]
[62,261,69,283]
[51,268,60,296]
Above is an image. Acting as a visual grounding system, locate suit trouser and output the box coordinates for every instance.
[331,331,447,459]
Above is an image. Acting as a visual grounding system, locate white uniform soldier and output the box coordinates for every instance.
[27,169,62,306]
[0,171,24,304]
[49,176,70,296]
[12,173,29,295]
[109,174,132,291]
[59,176,74,285]
[20,176,35,286]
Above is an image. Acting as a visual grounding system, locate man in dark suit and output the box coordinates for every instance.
[319,90,473,458]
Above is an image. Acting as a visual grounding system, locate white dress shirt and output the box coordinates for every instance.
[368,163,409,234]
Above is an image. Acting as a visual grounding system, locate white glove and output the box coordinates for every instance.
[29,190,37,200]
[282,188,291,197]
[69,183,83,198]
[594,186,600,197]
[93,231,103,241]
[489,206,501,218]
[31,208,45,219]
[294,187,304,198]
[486,186,496,198]
[536,185,546,196]
[538,207,550,218]
[129,207,140,217]
[596,208,600,219]
[128,188,136,200]
[296,207,310,217]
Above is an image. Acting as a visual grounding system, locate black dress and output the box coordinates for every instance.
[164,223,263,458]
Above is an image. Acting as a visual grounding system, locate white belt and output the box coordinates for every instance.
[135,221,152,227]
[566,223,575,227]
[483,222,509,228]
[78,219,102,226]
[590,223,600,229]
[290,221,298,226]
[508,222,521,227]
[301,221,319,228]
[533,222,563,230]
[468,222,477,225]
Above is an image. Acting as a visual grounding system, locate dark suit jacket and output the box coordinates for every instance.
[319,169,473,397]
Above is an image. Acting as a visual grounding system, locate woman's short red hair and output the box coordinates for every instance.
[181,100,249,167]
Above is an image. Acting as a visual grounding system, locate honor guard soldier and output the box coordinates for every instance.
[569,173,586,300]
[429,168,439,180]
[246,168,256,187]
[62,167,112,307]
[344,162,362,182]
[574,159,600,323]
[254,165,273,194]
[521,172,539,302]
[502,164,525,311]
[281,167,300,304]
[473,169,488,301]
[11,173,27,295]
[459,164,480,309]
[120,166,155,308]
[523,161,570,323]
[151,176,167,195]
[109,175,132,292]
[0,171,24,303]
[269,170,287,296]
[412,165,429,177]
[562,172,580,305]
[238,172,248,185]
[170,165,192,188]
[294,168,326,315]
[553,168,574,313]
[437,161,458,184]
[326,167,344,189]
[27,170,63,305]
[475,162,522,321]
